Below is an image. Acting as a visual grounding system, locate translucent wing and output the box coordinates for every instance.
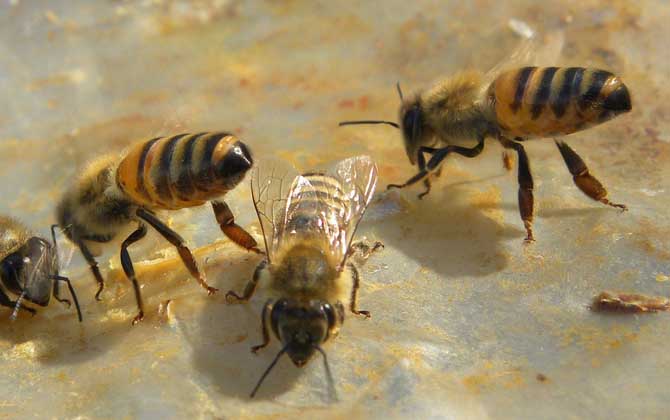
[55,232,76,273]
[330,155,378,266]
[480,20,565,94]
[250,157,300,263]
[279,155,378,269]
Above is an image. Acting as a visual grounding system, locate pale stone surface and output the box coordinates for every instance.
[0,1,668,418]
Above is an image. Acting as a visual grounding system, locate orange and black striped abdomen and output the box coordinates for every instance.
[489,67,631,138]
[116,132,252,210]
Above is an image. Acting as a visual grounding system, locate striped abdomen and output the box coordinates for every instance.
[116,132,252,210]
[283,174,347,241]
[489,67,632,138]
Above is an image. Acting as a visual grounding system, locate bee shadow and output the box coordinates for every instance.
[179,255,305,400]
[368,185,520,277]
[0,296,129,366]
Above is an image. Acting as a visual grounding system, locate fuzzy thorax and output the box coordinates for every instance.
[419,69,491,145]
[0,216,30,259]
[56,154,136,251]
[266,238,353,306]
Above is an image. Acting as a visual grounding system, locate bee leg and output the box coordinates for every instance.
[226,260,267,303]
[502,151,513,171]
[77,240,106,301]
[137,208,218,295]
[388,146,435,195]
[419,166,445,199]
[347,263,370,318]
[52,275,83,322]
[0,288,36,317]
[554,140,627,211]
[499,136,535,242]
[388,139,485,198]
[120,224,149,325]
[417,147,436,199]
[211,200,263,254]
[419,179,432,199]
[251,299,273,354]
[348,241,384,261]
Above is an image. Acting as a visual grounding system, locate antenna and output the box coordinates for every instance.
[250,344,288,398]
[338,120,399,128]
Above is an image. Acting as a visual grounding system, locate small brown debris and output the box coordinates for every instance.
[536,373,548,382]
[591,291,670,313]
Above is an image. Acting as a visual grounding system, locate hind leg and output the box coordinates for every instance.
[136,208,217,295]
[499,136,535,242]
[554,140,627,210]
[211,201,263,254]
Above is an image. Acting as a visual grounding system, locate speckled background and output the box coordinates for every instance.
[0,1,669,418]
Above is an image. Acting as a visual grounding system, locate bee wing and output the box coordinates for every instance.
[325,155,378,268]
[480,20,565,93]
[254,156,378,266]
[286,156,377,269]
[57,237,76,272]
[250,157,300,262]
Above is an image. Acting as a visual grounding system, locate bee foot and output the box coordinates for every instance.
[523,236,535,244]
[225,291,244,303]
[131,311,144,325]
[57,298,72,308]
[355,310,371,319]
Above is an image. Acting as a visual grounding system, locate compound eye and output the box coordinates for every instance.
[402,107,421,143]
[270,299,289,338]
[323,303,336,329]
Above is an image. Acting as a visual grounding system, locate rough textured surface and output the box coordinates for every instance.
[0,0,669,418]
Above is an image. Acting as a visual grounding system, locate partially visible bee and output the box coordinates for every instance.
[341,61,631,242]
[0,216,82,321]
[226,155,379,397]
[57,132,261,324]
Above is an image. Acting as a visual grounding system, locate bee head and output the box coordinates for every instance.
[0,237,54,307]
[270,298,342,367]
[250,298,342,398]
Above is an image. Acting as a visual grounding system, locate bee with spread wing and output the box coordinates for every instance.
[226,155,379,397]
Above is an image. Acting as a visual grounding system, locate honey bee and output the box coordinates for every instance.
[57,132,261,324]
[0,216,82,321]
[340,64,631,242]
[226,155,379,397]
